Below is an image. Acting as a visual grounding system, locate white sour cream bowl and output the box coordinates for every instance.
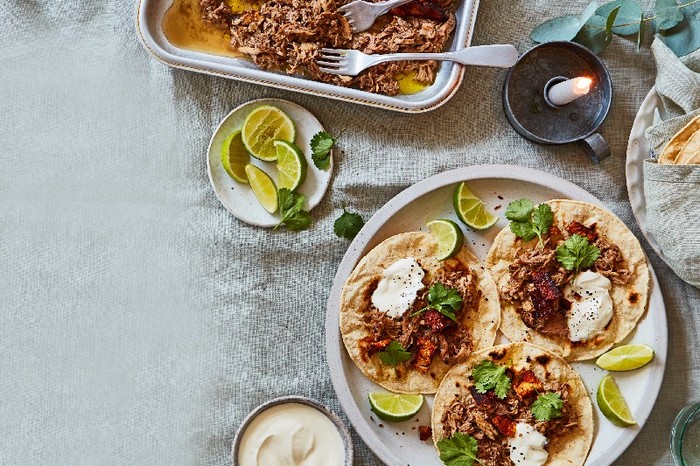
[231,396,353,466]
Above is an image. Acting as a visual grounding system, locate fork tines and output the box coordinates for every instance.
[316,48,349,75]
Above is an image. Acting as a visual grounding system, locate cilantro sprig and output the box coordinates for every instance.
[275,188,312,231]
[472,360,511,399]
[310,131,336,170]
[334,209,364,240]
[555,234,600,271]
[531,392,564,421]
[412,283,463,322]
[437,432,479,466]
[505,198,553,246]
[377,340,412,367]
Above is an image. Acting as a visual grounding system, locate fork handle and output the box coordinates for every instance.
[372,0,414,16]
[368,44,519,69]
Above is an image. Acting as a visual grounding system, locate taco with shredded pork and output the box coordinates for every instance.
[486,199,649,361]
[340,231,500,394]
[432,342,593,466]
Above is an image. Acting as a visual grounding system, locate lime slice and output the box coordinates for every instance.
[274,140,307,191]
[221,130,249,183]
[244,164,278,214]
[453,182,498,230]
[241,105,296,161]
[427,219,464,260]
[368,392,424,422]
[596,344,654,371]
[597,374,636,427]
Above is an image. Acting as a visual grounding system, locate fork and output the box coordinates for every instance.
[337,0,415,33]
[316,44,519,76]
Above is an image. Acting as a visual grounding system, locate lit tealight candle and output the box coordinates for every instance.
[547,77,592,106]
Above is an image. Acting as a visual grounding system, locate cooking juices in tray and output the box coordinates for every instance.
[161,0,454,95]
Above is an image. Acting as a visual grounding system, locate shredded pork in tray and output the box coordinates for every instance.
[200,0,457,95]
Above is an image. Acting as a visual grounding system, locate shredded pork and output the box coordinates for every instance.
[200,0,456,95]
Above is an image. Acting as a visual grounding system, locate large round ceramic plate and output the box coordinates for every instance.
[625,87,672,268]
[325,165,667,466]
[207,98,333,227]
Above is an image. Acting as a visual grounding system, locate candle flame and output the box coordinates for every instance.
[575,77,593,92]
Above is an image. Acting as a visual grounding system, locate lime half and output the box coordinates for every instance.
[221,130,249,183]
[453,182,498,230]
[241,105,295,161]
[596,344,654,371]
[368,392,424,422]
[597,374,636,427]
[244,164,278,214]
[427,219,464,260]
[274,140,307,191]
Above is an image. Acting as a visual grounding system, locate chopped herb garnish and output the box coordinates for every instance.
[377,341,412,367]
[275,188,312,231]
[531,392,564,421]
[412,283,463,322]
[310,131,336,170]
[472,360,511,399]
[333,209,364,240]
[505,198,553,246]
[555,234,600,271]
[437,432,479,466]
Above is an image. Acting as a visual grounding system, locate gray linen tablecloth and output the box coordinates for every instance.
[1,1,698,465]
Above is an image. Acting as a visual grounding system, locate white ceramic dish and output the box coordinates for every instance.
[207,98,332,227]
[136,0,480,113]
[625,87,673,268]
[325,165,667,466]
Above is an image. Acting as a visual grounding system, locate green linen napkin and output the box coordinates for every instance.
[643,38,700,289]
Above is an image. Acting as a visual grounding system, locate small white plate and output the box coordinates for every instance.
[625,87,672,268]
[325,165,667,466]
[207,98,333,227]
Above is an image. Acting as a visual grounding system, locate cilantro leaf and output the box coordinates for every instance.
[377,340,412,367]
[555,234,600,271]
[310,131,336,170]
[504,199,552,246]
[437,432,479,466]
[505,198,534,222]
[472,360,511,399]
[531,392,564,421]
[276,188,312,231]
[412,283,463,322]
[334,209,364,240]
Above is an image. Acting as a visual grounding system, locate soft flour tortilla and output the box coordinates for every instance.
[432,342,594,466]
[677,129,700,165]
[659,115,700,164]
[339,231,500,394]
[486,200,650,361]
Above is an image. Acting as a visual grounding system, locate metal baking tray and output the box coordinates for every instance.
[136,0,480,113]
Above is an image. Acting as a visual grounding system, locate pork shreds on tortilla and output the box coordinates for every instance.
[200,0,456,96]
[486,200,649,361]
[340,232,500,394]
[432,343,594,466]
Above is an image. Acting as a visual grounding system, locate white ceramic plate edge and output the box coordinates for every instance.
[324,164,668,466]
[625,87,673,269]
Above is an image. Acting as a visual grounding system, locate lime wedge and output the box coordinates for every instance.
[274,140,307,191]
[368,392,424,422]
[453,182,498,230]
[244,164,278,214]
[596,344,654,371]
[427,219,464,260]
[221,130,249,183]
[597,374,636,427]
[241,105,295,161]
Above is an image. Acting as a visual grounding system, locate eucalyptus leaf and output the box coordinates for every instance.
[654,0,683,31]
[531,1,599,43]
[575,15,613,54]
[596,0,642,35]
[658,9,700,56]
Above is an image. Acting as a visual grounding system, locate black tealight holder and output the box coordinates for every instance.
[503,41,613,163]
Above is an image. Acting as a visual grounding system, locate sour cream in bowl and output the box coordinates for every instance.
[232,396,353,466]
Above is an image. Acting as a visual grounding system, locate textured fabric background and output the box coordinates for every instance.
[1,1,698,465]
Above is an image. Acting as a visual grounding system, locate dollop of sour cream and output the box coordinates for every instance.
[508,422,549,466]
[565,270,613,342]
[237,403,345,466]
[371,257,425,318]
